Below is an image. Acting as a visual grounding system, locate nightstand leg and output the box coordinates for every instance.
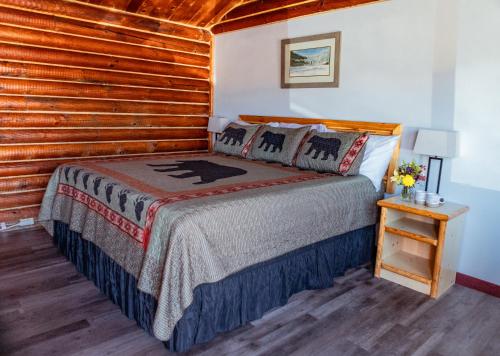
[375,207,387,278]
[431,221,448,298]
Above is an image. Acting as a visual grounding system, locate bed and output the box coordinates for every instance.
[39,115,402,352]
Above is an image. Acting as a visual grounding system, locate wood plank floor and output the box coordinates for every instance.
[0,227,498,356]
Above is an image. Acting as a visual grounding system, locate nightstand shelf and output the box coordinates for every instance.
[385,217,438,245]
[375,197,469,298]
[381,250,432,285]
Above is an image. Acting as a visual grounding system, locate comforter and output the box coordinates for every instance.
[39,153,379,341]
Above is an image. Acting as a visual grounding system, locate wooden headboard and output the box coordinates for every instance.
[239,115,403,194]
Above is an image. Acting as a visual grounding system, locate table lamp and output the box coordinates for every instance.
[207,116,230,150]
[207,116,230,135]
[413,129,459,194]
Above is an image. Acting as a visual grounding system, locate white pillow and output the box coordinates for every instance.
[269,122,329,132]
[231,120,330,132]
[230,120,278,127]
[359,135,400,191]
[231,119,256,126]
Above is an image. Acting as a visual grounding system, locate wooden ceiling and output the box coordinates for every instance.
[80,0,382,34]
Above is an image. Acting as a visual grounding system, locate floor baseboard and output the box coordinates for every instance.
[456,273,500,298]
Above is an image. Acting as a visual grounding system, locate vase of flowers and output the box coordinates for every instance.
[391,161,425,202]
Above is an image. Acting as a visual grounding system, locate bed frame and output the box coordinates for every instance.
[50,117,401,352]
[237,115,403,194]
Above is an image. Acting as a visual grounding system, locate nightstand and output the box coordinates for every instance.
[375,196,469,298]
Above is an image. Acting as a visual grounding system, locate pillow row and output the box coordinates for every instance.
[214,122,368,176]
[232,119,330,132]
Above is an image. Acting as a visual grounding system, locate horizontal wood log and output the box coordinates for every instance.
[0,128,207,144]
[0,174,51,192]
[0,0,211,42]
[0,139,208,160]
[0,161,56,177]
[0,43,209,79]
[0,96,209,115]
[0,151,209,177]
[0,113,208,128]
[212,0,380,33]
[0,78,209,103]
[0,61,210,91]
[0,5,210,55]
[0,205,40,223]
[0,190,45,210]
[0,24,209,68]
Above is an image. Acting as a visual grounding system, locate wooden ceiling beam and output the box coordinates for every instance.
[167,0,204,23]
[134,0,170,18]
[212,0,382,34]
[202,0,250,28]
[97,0,133,10]
[126,0,144,13]
[219,0,314,23]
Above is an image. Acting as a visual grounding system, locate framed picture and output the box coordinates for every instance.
[281,32,341,89]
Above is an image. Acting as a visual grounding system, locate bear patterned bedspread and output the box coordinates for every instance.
[39,152,380,341]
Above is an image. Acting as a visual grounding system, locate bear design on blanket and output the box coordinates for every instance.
[147,160,247,184]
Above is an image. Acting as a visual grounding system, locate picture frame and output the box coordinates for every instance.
[281,32,341,89]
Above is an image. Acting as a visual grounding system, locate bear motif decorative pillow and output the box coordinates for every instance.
[295,130,369,175]
[248,126,310,166]
[214,123,262,157]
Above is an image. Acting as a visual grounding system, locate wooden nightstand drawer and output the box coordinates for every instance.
[375,197,469,298]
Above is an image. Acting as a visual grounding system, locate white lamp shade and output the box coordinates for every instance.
[413,129,459,158]
[207,116,230,133]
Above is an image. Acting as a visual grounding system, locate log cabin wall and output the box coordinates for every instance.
[0,0,212,223]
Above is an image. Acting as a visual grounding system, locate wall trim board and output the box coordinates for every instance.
[456,273,500,298]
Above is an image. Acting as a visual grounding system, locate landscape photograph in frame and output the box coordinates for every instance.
[282,32,341,88]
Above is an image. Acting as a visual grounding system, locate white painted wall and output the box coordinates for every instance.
[214,0,500,284]
[443,0,500,284]
[214,0,435,129]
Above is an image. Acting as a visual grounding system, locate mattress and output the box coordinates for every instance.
[39,152,380,341]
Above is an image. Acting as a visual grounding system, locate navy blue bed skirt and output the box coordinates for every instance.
[53,221,375,352]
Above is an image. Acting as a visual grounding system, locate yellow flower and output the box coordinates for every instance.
[402,175,415,187]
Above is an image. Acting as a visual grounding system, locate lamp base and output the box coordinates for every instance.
[425,156,443,194]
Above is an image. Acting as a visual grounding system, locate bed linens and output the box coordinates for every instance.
[39,153,379,341]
